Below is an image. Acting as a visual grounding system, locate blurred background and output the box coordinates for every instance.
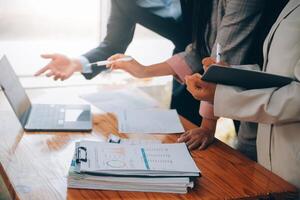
[0,1,236,199]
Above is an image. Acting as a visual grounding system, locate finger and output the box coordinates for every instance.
[191,73,202,79]
[110,61,122,69]
[41,54,56,59]
[186,74,202,87]
[179,131,190,139]
[45,71,55,77]
[185,75,194,85]
[202,57,216,67]
[53,72,63,81]
[111,61,130,71]
[180,134,192,144]
[198,138,209,150]
[177,133,189,142]
[202,57,229,72]
[185,74,198,86]
[186,78,198,94]
[185,73,201,81]
[185,78,198,90]
[188,140,203,150]
[185,137,195,146]
[107,54,125,61]
[186,78,205,96]
[60,74,67,81]
[109,63,120,70]
[181,131,190,137]
[34,65,50,76]
[178,131,189,138]
[192,88,207,100]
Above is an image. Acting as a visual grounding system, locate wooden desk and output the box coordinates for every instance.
[0,86,297,200]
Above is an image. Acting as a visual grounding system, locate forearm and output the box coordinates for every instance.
[143,62,176,78]
[214,81,300,125]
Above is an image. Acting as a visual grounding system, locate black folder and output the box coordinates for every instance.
[201,65,294,89]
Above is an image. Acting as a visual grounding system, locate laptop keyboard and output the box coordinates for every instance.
[26,104,65,129]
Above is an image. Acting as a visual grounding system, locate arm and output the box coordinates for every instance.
[34,1,136,81]
[107,53,177,78]
[108,47,198,82]
[214,59,300,125]
[82,1,136,79]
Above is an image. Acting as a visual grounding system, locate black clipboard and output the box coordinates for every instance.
[201,65,294,89]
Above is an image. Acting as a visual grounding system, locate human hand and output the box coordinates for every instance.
[185,73,216,103]
[177,126,215,150]
[107,54,147,78]
[34,54,82,81]
[202,57,228,71]
[177,118,216,150]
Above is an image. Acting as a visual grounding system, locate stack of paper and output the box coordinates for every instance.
[67,140,201,194]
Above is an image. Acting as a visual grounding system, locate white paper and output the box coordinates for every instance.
[116,109,185,134]
[77,141,200,174]
[120,138,162,145]
[80,88,160,113]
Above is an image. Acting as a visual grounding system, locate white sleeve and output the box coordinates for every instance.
[214,60,300,125]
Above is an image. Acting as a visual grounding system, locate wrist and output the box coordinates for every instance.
[141,65,151,78]
[72,58,84,72]
[200,118,217,132]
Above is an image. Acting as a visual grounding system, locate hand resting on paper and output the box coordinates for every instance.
[177,118,216,150]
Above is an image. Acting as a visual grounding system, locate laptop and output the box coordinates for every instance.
[0,55,92,132]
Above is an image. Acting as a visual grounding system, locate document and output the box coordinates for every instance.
[76,141,200,176]
[68,140,200,193]
[80,88,160,113]
[116,109,185,134]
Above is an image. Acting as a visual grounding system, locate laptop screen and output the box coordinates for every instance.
[0,55,31,127]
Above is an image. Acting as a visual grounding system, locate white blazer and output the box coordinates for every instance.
[213,0,300,190]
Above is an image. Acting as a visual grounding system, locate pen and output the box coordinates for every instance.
[216,43,221,63]
[88,56,133,67]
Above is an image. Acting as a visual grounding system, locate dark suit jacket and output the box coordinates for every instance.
[82,0,192,80]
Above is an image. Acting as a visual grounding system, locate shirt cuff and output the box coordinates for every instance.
[79,56,92,73]
[199,101,218,120]
[166,54,193,83]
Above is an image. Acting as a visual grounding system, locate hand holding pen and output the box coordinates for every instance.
[106,54,148,78]
[202,43,228,71]
[89,56,133,67]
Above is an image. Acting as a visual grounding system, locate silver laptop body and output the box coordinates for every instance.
[0,55,92,132]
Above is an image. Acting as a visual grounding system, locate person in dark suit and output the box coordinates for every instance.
[35,0,202,125]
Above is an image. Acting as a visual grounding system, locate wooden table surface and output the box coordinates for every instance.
[0,86,297,200]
